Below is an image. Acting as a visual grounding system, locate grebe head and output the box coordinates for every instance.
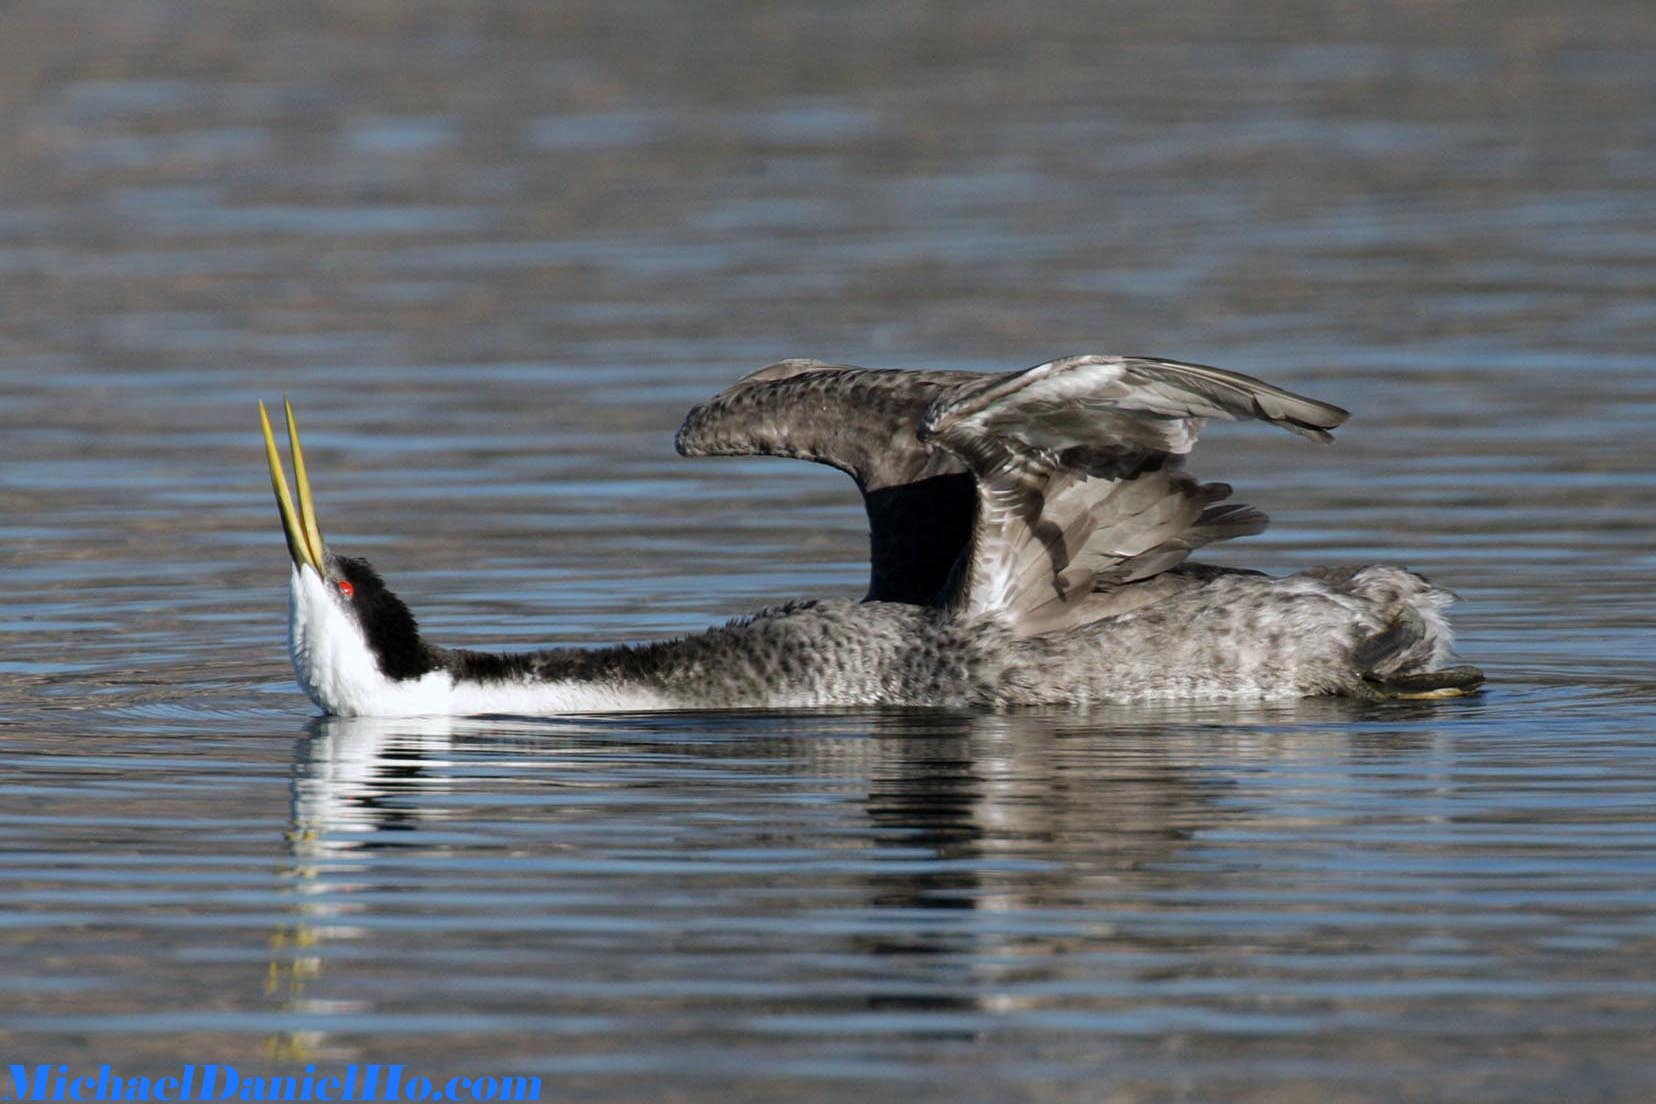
[261,401,445,716]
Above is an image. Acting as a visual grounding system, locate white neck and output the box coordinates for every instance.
[286,567,674,718]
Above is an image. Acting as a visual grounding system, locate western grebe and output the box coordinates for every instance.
[261,354,1482,717]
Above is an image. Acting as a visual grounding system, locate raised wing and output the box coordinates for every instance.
[676,359,983,603]
[919,354,1349,633]
[676,358,975,487]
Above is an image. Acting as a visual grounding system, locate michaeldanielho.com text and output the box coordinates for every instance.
[6,1066,541,1103]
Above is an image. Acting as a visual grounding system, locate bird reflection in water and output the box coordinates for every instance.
[263,700,1440,1061]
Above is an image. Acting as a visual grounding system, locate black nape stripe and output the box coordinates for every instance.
[334,557,439,681]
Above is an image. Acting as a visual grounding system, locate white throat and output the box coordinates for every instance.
[287,566,452,717]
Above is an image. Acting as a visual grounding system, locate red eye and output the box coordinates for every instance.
[337,580,355,600]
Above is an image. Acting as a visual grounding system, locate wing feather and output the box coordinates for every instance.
[676,359,975,489]
[675,353,1347,632]
[920,355,1347,632]
[675,360,980,603]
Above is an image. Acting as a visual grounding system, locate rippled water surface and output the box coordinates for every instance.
[3,2,1654,1101]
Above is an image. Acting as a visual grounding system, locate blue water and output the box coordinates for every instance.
[3,2,1654,1101]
